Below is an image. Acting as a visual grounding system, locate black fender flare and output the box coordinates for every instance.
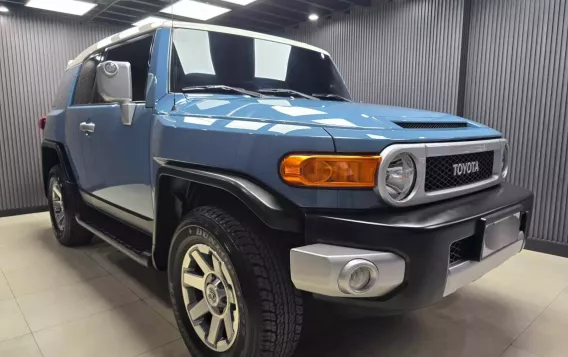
[41,140,76,195]
[156,164,302,233]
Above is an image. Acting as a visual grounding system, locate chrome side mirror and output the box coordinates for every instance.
[96,61,136,125]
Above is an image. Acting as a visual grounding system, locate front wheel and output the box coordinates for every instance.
[168,207,303,357]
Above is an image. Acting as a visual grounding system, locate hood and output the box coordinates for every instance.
[158,94,501,151]
[163,94,475,130]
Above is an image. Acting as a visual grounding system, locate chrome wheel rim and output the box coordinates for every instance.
[51,181,65,230]
[181,243,239,352]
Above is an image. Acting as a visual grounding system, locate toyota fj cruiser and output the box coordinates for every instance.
[41,21,533,357]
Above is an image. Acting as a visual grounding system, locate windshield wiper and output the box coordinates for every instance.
[311,93,352,102]
[258,88,319,100]
[181,85,264,98]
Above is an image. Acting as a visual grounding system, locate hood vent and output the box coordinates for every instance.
[394,122,468,129]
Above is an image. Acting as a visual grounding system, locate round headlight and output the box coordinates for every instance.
[501,143,509,178]
[385,153,416,201]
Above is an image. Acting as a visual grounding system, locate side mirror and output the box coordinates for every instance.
[96,61,132,102]
[96,61,136,125]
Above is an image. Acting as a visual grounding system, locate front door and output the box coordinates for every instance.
[75,34,155,232]
[65,53,103,186]
[80,104,154,225]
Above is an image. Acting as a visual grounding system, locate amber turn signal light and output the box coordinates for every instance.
[280,155,381,188]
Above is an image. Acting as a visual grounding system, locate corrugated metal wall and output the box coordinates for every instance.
[0,11,123,213]
[465,0,568,244]
[283,0,464,115]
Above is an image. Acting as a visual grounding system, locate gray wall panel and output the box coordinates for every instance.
[283,0,464,114]
[0,11,123,212]
[465,0,568,244]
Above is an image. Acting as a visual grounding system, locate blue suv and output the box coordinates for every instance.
[41,22,533,357]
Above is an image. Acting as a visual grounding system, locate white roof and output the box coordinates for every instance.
[66,21,329,70]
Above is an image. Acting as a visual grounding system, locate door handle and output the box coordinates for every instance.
[79,122,95,133]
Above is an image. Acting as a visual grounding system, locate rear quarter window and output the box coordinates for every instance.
[52,67,78,109]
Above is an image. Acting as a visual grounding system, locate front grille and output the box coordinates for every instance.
[449,236,479,265]
[395,122,468,129]
[425,151,494,192]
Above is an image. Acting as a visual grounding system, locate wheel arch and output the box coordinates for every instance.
[41,141,76,197]
[152,163,304,270]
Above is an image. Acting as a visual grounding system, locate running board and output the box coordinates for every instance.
[76,216,152,267]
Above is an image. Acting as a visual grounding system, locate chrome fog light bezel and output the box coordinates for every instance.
[338,259,379,295]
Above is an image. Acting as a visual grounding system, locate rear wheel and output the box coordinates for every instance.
[47,166,92,246]
[168,206,303,357]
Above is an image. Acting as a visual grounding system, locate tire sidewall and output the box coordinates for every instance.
[47,167,73,242]
[168,215,261,357]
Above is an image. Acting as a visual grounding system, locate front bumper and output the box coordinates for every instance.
[291,182,533,313]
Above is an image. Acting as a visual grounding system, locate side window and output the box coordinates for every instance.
[73,53,102,105]
[105,35,153,102]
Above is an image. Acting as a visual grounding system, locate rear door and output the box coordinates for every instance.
[71,35,155,232]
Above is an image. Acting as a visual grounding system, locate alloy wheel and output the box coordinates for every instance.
[181,243,239,352]
[51,180,65,231]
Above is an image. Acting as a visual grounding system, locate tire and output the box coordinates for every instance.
[168,206,303,357]
[47,165,92,246]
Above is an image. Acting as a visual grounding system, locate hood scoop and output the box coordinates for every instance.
[394,122,469,129]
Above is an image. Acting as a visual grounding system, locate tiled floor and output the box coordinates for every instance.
[1,213,567,357]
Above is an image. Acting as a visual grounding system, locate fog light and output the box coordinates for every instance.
[338,259,379,295]
[349,266,372,291]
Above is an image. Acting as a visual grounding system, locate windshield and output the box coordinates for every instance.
[170,28,351,99]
